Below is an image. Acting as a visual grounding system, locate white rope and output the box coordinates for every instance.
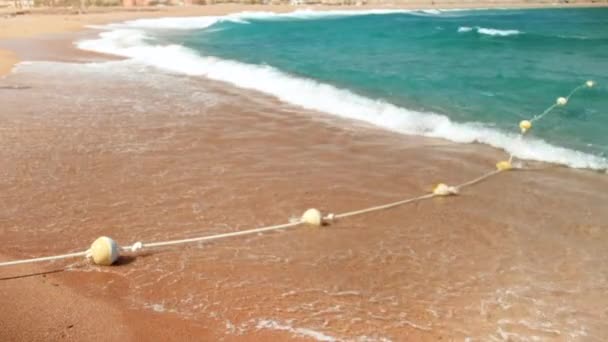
[0,251,88,267]
[331,169,502,221]
[531,84,585,123]
[508,134,524,164]
[530,103,558,123]
[508,81,589,162]
[456,169,504,190]
[0,82,593,268]
[333,193,436,220]
[142,221,302,249]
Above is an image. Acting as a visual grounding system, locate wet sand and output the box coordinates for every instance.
[0,48,18,75]
[1,40,608,340]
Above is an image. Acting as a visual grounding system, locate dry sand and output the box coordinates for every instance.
[1,4,608,341]
[0,48,18,75]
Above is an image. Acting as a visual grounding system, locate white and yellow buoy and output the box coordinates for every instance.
[496,160,513,171]
[432,183,459,196]
[556,97,568,106]
[87,236,120,266]
[519,120,532,134]
[301,208,324,226]
[586,80,595,88]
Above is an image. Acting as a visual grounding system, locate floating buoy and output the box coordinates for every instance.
[586,80,595,88]
[301,208,323,226]
[433,183,459,196]
[556,97,568,106]
[87,236,120,266]
[519,120,532,134]
[496,160,513,171]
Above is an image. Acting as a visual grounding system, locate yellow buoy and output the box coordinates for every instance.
[556,97,568,106]
[519,120,532,134]
[301,208,323,226]
[496,160,513,171]
[433,183,459,196]
[586,80,595,88]
[88,236,120,266]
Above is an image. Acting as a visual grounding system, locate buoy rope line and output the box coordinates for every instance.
[506,81,593,165]
[0,81,596,268]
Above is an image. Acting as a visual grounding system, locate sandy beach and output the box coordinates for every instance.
[1,3,608,341]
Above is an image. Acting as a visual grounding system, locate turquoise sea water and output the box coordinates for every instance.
[80,8,608,169]
[177,9,608,156]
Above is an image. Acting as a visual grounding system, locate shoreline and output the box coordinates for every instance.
[2,2,608,76]
[0,48,17,75]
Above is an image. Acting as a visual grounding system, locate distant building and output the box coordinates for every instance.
[1,0,34,8]
[121,0,195,6]
[122,0,147,6]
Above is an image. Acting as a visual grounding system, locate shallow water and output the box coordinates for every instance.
[2,61,608,340]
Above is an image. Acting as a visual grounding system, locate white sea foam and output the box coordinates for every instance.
[256,319,337,341]
[477,27,521,36]
[458,26,522,36]
[77,16,607,170]
[106,8,478,31]
[107,9,417,31]
[421,9,442,15]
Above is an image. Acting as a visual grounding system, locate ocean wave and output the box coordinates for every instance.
[107,9,482,31]
[556,34,592,40]
[458,26,522,36]
[76,24,607,170]
[108,10,413,30]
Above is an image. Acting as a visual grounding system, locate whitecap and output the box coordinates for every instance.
[458,26,522,36]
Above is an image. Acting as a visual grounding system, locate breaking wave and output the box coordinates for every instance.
[458,26,522,36]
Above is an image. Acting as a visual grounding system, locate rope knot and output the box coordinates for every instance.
[324,213,336,223]
[130,241,144,253]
